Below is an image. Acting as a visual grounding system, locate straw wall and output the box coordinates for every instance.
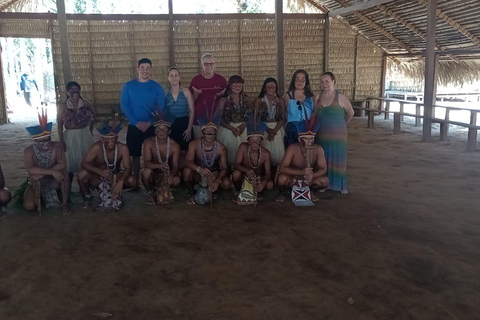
[355,36,383,100]
[284,18,325,93]
[328,20,356,99]
[0,17,385,121]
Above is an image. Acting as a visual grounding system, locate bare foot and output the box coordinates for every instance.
[146,195,156,205]
[341,189,349,195]
[128,185,141,192]
[311,193,319,202]
[275,194,286,203]
[62,205,73,216]
[81,196,93,210]
[187,195,196,205]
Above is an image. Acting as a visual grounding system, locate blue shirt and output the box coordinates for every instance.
[286,95,313,122]
[165,90,189,118]
[121,79,166,125]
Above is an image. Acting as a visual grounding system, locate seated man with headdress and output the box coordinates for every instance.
[78,119,136,211]
[0,163,13,217]
[23,109,71,215]
[276,113,329,203]
[141,110,180,205]
[183,112,231,205]
[232,120,274,205]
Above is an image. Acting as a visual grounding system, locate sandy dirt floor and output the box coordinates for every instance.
[0,116,480,320]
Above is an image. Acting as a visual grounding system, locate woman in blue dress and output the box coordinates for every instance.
[282,70,314,148]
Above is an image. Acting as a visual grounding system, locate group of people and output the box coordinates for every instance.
[0,53,355,215]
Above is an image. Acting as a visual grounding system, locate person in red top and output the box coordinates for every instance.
[189,53,228,140]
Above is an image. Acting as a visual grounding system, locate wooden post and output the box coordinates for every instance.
[353,33,359,100]
[56,0,72,83]
[275,0,285,95]
[168,0,175,67]
[0,46,7,124]
[415,104,421,127]
[380,53,387,105]
[394,113,401,134]
[399,102,404,122]
[467,111,477,152]
[444,108,450,135]
[384,100,390,120]
[324,13,329,72]
[367,107,374,128]
[423,0,437,141]
[440,122,447,141]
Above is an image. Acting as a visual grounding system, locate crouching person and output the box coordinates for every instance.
[78,119,136,211]
[141,112,180,205]
[23,110,71,215]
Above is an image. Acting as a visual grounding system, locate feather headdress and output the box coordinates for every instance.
[197,101,222,132]
[295,108,320,138]
[246,114,266,139]
[26,108,53,140]
[96,114,122,136]
[151,106,175,128]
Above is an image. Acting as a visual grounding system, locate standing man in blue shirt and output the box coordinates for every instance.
[121,58,166,189]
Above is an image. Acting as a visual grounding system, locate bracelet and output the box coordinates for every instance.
[196,166,201,173]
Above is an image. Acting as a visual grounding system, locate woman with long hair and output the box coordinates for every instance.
[253,77,286,167]
[217,75,253,166]
[283,70,314,148]
[165,67,195,163]
[314,71,354,194]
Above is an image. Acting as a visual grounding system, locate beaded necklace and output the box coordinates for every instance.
[262,95,278,121]
[228,93,244,112]
[33,144,52,169]
[102,143,118,172]
[155,136,170,163]
[201,139,217,169]
[248,145,262,170]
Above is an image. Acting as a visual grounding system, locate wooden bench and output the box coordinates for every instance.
[353,105,480,151]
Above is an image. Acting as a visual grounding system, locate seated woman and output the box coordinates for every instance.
[283,70,314,148]
[216,75,253,166]
[57,81,95,187]
[254,77,286,168]
[0,163,12,216]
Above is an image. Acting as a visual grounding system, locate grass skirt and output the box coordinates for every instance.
[217,122,247,166]
[262,122,285,166]
[64,127,94,173]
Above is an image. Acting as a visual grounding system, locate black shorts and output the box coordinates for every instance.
[126,124,155,157]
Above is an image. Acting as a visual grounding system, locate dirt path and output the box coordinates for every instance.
[0,117,479,319]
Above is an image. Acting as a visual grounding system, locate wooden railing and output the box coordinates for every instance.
[352,97,480,151]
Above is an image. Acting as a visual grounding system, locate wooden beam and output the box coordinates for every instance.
[0,12,325,21]
[377,3,459,62]
[422,0,437,141]
[56,0,72,83]
[330,0,395,17]
[304,0,330,13]
[275,0,285,96]
[168,0,175,67]
[417,0,480,50]
[0,0,20,11]
[324,13,330,72]
[332,0,424,61]
[387,49,480,57]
